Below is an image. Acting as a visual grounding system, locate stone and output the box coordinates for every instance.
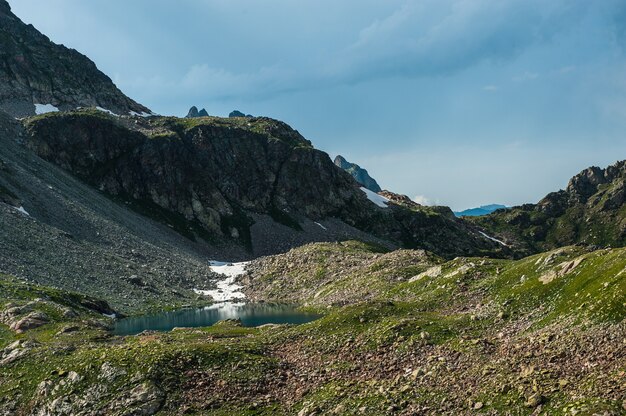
[525,394,545,408]
[9,311,48,332]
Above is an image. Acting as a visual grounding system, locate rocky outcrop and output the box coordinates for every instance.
[472,160,626,254]
[229,110,253,118]
[334,155,382,192]
[0,0,150,117]
[185,106,209,118]
[21,110,508,259]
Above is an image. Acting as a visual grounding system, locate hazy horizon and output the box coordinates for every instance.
[9,0,626,211]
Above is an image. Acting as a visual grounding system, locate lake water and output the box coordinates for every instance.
[113,302,322,336]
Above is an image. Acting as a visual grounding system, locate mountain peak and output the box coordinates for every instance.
[0,3,150,117]
[229,110,253,118]
[333,155,382,193]
[186,106,209,118]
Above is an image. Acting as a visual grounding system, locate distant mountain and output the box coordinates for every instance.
[454,204,507,217]
[334,155,382,193]
[472,161,626,255]
[186,106,209,118]
[229,110,253,118]
[0,0,150,117]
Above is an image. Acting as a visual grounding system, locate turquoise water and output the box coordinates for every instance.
[113,302,321,336]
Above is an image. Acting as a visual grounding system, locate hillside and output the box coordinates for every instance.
[0,243,623,414]
[471,161,626,255]
[0,0,149,117]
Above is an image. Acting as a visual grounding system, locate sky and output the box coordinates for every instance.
[9,0,626,210]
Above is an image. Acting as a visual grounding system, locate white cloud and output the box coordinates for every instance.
[483,85,498,91]
[413,195,432,206]
[512,71,540,82]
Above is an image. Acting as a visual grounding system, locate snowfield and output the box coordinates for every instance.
[194,261,248,302]
[34,104,59,115]
[13,206,30,216]
[96,106,117,116]
[360,187,389,208]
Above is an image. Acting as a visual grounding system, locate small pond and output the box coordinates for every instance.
[113,302,321,336]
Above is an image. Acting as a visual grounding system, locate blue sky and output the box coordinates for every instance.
[9,0,626,210]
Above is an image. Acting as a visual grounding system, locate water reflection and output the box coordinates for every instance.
[113,302,321,336]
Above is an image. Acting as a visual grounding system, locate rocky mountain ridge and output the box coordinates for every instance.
[21,110,508,259]
[471,160,626,254]
[0,0,149,117]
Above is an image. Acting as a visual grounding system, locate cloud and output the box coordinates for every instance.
[328,0,587,83]
[413,195,432,206]
[125,0,597,102]
[512,71,539,82]
[483,85,498,92]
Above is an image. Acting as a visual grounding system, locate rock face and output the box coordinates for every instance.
[21,110,508,259]
[334,155,382,193]
[0,0,150,117]
[472,160,626,254]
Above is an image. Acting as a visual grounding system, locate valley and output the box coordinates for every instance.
[0,1,624,415]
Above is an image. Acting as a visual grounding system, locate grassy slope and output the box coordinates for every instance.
[0,244,624,415]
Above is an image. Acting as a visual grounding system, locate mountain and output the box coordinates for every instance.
[0,111,241,314]
[185,106,209,118]
[229,110,253,118]
[0,0,149,117]
[334,155,382,193]
[454,204,507,217]
[471,161,626,254]
[20,110,509,260]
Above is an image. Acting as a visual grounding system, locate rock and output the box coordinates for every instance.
[0,347,29,365]
[524,394,545,408]
[473,401,484,410]
[186,106,209,118]
[99,362,126,382]
[186,106,199,118]
[67,371,82,384]
[229,110,253,118]
[9,311,49,332]
[116,382,164,416]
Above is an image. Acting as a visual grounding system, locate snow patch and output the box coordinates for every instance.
[13,206,30,216]
[130,111,156,118]
[478,231,508,247]
[314,222,327,231]
[360,187,389,208]
[34,104,59,115]
[96,107,118,116]
[103,313,116,319]
[194,261,248,302]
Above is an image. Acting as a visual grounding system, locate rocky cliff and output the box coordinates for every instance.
[471,161,626,254]
[22,110,508,259]
[0,0,150,117]
[334,155,382,192]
